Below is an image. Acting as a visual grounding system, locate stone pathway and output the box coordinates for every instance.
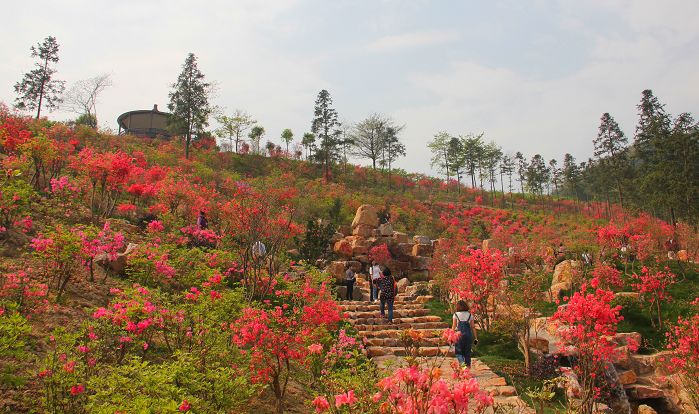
[339,277,534,413]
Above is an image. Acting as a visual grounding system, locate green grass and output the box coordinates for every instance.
[424,298,452,324]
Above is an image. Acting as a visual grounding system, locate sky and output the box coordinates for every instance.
[1,0,698,176]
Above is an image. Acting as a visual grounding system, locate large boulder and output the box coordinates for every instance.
[637,405,657,414]
[410,256,432,270]
[407,270,430,282]
[412,244,433,257]
[397,243,415,258]
[336,284,364,301]
[337,225,352,237]
[388,260,412,275]
[351,204,379,229]
[552,260,581,285]
[396,277,409,293]
[616,370,637,385]
[413,235,431,245]
[352,224,374,237]
[392,232,410,244]
[327,261,346,283]
[378,223,394,236]
[333,239,353,258]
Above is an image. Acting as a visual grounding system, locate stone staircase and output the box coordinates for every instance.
[339,276,534,412]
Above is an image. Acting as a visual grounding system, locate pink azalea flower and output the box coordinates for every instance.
[334,390,357,408]
[312,396,330,412]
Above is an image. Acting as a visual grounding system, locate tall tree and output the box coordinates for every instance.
[594,113,628,206]
[380,126,406,185]
[14,36,65,119]
[462,133,485,188]
[63,74,112,127]
[526,154,549,196]
[248,126,265,154]
[281,128,294,153]
[428,131,452,183]
[168,53,212,159]
[447,137,466,190]
[301,132,316,160]
[499,155,515,195]
[561,153,582,200]
[311,90,341,181]
[514,152,528,194]
[548,158,560,196]
[351,113,390,169]
[482,142,503,196]
[215,110,256,153]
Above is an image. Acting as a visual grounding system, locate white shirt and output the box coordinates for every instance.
[371,265,381,281]
[453,311,472,323]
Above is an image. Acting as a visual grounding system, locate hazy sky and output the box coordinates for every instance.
[1,0,697,175]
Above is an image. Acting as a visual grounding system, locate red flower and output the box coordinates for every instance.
[70,384,85,396]
[178,400,191,412]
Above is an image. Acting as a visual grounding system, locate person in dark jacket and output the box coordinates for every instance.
[197,211,208,230]
[376,267,396,323]
[344,263,356,301]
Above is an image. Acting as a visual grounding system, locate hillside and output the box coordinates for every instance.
[1,110,698,414]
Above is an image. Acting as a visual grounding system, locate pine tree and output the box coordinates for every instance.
[14,36,65,119]
[515,152,528,194]
[594,113,628,206]
[311,90,341,181]
[168,53,212,159]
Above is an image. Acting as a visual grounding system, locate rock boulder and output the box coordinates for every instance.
[351,204,379,229]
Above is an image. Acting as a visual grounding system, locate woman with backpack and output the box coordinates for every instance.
[376,267,396,323]
[451,300,479,367]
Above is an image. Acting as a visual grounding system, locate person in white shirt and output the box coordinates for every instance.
[370,260,381,302]
[451,300,479,367]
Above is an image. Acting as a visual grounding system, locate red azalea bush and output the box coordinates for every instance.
[552,287,632,414]
[665,298,699,412]
[449,248,506,331]
[632,266,676,329]
[231,279,342,414]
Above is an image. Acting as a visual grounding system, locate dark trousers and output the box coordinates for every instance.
[346,280,355,300]
[455,329,473,367]
[380,297,394,321]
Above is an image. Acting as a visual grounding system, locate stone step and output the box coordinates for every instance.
[366,345,454,358]
[358,328,444,338]
[363,336,444,348]
[352,320,449,331]
[349,315,444,325]
[343,308,432,319]
[339,303,426,312]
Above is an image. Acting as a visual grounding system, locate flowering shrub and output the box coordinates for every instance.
[552,287,630,414]
[665,298,699,412]
[631,266,676,329]
[373,364,494,414]
[590,263,624,291]
[32,226,83,301]
[231,279,342,414]
[0,269,49,315]
[75,222,125,281]
[368,244,392,265]
[449,248,506,331]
